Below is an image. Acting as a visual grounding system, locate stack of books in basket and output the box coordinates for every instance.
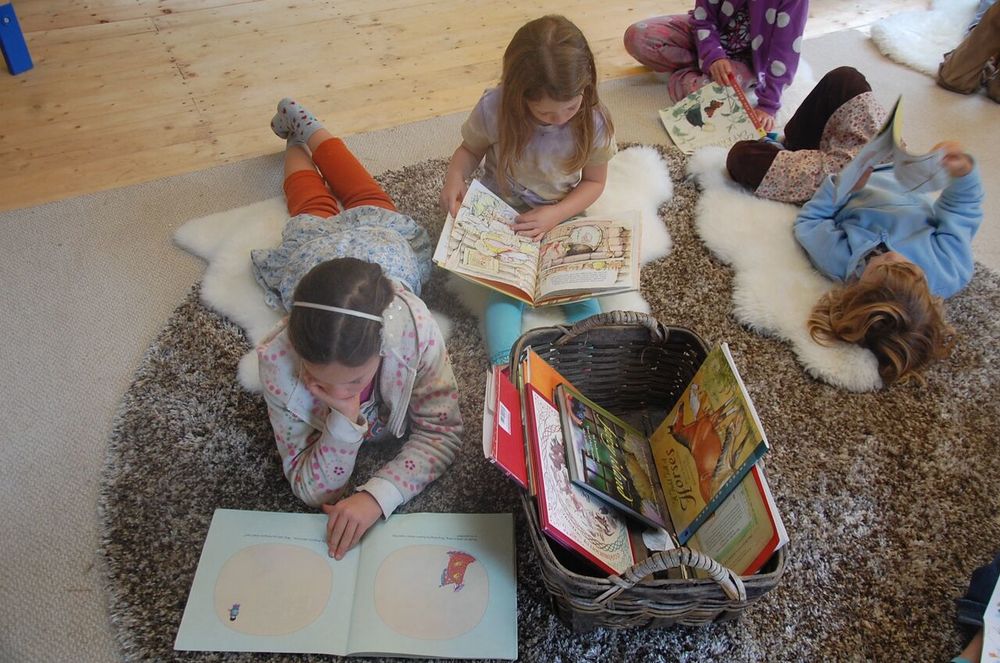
[483,342,787,578]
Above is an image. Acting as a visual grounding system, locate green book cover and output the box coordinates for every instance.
[648,343,770,544]
[555,383,670,529]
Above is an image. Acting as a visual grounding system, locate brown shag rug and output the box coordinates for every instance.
[100,148,1000,662]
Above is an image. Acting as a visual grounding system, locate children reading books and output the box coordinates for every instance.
[623,0,808,132]
[252,99,463,559]
[796,140,983,386]
[439,15,618,365]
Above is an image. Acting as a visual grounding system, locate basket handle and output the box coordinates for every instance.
[593,547,747,605]
[554,310,665,345]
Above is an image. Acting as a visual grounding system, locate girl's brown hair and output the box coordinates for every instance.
[807,260,955,386]
[287,258,394,367]
[496,15,613,192]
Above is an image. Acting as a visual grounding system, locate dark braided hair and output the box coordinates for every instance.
[287,258,395,367]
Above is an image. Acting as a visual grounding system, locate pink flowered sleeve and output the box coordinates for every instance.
[362,316,463,515]
[257,330,368,508]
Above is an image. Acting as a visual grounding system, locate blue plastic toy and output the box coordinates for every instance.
[1,3,33,75]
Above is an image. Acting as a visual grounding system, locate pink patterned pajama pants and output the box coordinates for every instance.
[623,14,754,103]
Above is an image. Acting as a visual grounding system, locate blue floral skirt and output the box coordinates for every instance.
[251,205,432,311]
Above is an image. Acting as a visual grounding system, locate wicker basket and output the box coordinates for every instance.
[510,310,786,632]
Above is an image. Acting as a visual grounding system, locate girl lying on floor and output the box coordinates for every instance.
[724,66,984,386]
[252,99,463,560]
[794,140,983,386]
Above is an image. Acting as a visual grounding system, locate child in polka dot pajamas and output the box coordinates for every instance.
[253,98,463,561]
[624,0,808,131]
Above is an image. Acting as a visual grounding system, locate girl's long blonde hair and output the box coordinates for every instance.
[497,15,613,193]
[807,260,955,386]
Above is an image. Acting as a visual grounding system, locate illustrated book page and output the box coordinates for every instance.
[982,567,1000,662]
[834,96,951,202]
[686,462,787,576]
[525,385,638,575]
[658,82,765,155]
[174,509,517,659]
[535,213,640,305]
[648,343,770,544]
[554,382,670,529]
[433,179,539,303]
[433,180,640,306]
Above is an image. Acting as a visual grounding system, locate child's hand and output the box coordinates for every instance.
[512,206,564,240]
[934,141,973,178]
[754,108,776,133]
[305,378,362,423]
[440,177,469,218]
[708,58,734,87]
[322,492,383,560]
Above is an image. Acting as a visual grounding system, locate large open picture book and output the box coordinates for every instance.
[433,180,640,307]
[174,509,517,659]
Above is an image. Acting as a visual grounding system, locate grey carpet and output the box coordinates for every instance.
[100,149,1000,662]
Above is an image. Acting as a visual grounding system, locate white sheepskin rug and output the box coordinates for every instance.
[175,145,674,392]
[870,0,980,77]
[687,146,883,392]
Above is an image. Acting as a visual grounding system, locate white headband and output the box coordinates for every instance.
[292,301,383,323]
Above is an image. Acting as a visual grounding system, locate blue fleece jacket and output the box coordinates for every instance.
[793,164,984,298]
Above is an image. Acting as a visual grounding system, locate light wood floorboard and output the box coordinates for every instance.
[0,0,926,211]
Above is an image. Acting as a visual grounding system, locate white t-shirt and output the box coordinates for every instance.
[461,86,617,209]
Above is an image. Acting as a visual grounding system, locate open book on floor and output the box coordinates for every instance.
[659,79,765,155]
[174,509,517,659]
[433,180,640,307]
[833,95,951,202]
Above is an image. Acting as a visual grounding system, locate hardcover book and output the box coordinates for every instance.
[524,385,639,575]
[554,382,670,529]
[833,96,951,203]
[648,343,770,544]
[685,462,788,576]
[659,81,765,155]
[433,180,641,307]
[482,365,529,489]
[174,509,517,659]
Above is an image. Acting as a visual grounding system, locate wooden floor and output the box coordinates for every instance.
[0,0,925,211]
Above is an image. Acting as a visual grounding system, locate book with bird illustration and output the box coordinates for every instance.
[174,509,517,659]
[658,82,764,155]
[647,343,770,544]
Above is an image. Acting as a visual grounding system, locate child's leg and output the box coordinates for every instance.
[484,292,526,366]
[271,98,396,212]
[282,145,340,218]
[624,15,697,74]
[726,140,783,190]
[307,132,397,212]
[562,298,601,325]
[938,0,1000,94]
[782,67,872,151]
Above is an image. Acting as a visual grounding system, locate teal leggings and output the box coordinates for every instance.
[484,290,601,365]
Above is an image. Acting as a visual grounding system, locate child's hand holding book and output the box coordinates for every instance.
[935,141,974,178]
